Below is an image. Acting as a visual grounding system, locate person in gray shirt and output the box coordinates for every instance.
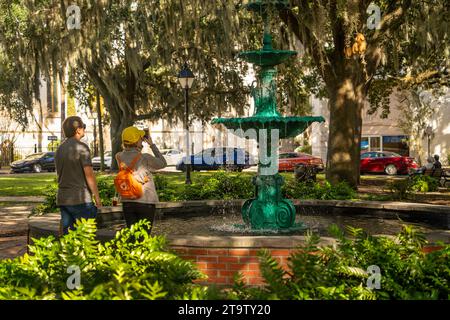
[115,126,167,232]
[55,116,102,235]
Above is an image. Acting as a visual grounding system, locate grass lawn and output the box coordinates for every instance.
[0,173,57,196]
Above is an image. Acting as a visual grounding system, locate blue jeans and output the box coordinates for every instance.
[60,203,98,235]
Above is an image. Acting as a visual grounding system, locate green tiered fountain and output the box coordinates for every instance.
[212,0,325,231]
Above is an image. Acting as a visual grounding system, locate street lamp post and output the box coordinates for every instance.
[425,126,433,159]
[178,62,195,185]
[91,111,98,157]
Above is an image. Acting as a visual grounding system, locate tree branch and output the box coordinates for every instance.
[365,0,413,79]
[279,4,336,85]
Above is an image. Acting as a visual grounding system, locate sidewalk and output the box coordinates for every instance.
[0,196,45,203]
[0,203,33,259]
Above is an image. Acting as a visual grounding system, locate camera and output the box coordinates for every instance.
[143,128,150,139]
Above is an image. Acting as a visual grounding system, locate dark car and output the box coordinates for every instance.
[10,152,56,173]
[278,152,324,172]
[176,147,256,172]
[360,151,419,175]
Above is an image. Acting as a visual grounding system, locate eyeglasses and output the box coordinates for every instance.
[80,124,86,130]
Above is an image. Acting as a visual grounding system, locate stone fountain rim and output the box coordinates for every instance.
[96,199,450,215]
[28,199,450,248]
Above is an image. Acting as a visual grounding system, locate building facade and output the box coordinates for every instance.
[311,88,450,166]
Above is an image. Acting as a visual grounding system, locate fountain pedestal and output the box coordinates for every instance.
[243,174,296,229]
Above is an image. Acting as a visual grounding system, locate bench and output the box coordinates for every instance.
[411,167,450,187]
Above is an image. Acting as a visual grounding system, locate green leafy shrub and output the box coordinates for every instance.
[387,179,411,200]
[96,177,115,206]
[154,174,179,202]
[410,175,439,192]
[154,174,169,190]
[32,178,116,215]
[229,225,450,300]
[0,219,208,300]
[388,176,439,200]
[283,180,356,200]
[31,185,58,216]
[178,171,255,201]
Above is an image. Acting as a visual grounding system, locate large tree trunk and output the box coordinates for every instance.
[109,105,134,171]
[109,60,137,171]
[326,79,365,188]
[83,61,138,172]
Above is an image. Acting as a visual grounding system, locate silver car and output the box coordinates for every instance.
[92,151,112,170]
[160,149,184,166]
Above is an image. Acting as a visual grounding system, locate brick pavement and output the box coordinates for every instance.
[0,204,33,260]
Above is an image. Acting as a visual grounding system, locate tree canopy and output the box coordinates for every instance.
[0,0,448,182]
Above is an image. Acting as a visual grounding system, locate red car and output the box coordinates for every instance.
[279,152,324,172]
[360,151,419,175]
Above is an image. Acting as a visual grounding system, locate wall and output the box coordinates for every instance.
[173,247,292,286]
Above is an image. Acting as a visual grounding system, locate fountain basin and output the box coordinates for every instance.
[211,116,325,139]
[28,200,450,286]
[238,50,297,66]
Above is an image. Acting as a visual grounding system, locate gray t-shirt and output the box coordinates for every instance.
[116,144,167,204]
[55,137,93,206]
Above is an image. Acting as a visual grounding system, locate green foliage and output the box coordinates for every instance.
[32,177,116,215]
[387,179,412,200]
[410,175,439,193]
[0,219,207,300]
[96,177,116,207]
[388,176,439,200]
[179,171,255,201]
[283,180,356,200]
[154,174,170,190]
[47,140,60,152]
[31,185,57,216]
[157,171,255,202]
[229,226,450,300]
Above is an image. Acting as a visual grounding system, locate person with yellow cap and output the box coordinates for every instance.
[115,126,167,231]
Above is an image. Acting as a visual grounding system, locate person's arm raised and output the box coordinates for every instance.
[144,137,167,170]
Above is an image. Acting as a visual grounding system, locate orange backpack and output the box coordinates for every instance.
[114,154,145,200]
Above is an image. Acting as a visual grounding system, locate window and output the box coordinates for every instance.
[382,136,409,156]
[367,152,379,158]
[370,137,381,152]
[26,153,44,160]
[361,153,370,159]
[361,137,369,151]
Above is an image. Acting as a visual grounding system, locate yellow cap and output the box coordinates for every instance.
[122,126,145,144]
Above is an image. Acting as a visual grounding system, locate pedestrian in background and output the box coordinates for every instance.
[115,127,167,232]
[55,116,102,235]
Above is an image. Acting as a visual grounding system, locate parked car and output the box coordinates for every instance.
[10,152,56,173]
[160,149,184,166]
[360,151,419,175]
[278,152,324,172]
[92,151,112,170]
[176,147,255,172]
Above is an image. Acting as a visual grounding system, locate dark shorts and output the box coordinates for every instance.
[60,202,98,235]
[122,202,156,232]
